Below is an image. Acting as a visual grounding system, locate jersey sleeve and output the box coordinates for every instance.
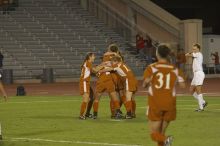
[192,52,199,58]
[143,66,152,80]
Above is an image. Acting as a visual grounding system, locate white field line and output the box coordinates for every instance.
[0,99,81,104]
[4,137,142,146]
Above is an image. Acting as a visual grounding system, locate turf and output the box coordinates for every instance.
[0,95,219,146]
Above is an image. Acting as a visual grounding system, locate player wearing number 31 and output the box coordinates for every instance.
[143,44,186,146]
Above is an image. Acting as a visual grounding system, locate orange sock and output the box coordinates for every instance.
[113,100,120,110]
[121,95,126,104]
[151,133,166,143]
[125,100,132,112]
[93,101,99,113]
[131,100,136,114]
[158,142,164,146]
[110,99,115,116]
[80,102,87,116]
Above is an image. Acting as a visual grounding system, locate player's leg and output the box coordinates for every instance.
[149,120,167,146]
[161,120,172,146]
[195,85,207,111]
[109,91,123,119]
[93,92,102,119]
[85,87,94,118]
[131,94,136,118]
[79,93,89,119]
[194,72,207,111]
[124,91,133,119]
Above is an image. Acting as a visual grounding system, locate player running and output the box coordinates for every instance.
[143,44,185,146]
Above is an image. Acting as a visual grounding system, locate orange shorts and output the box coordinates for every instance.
[146,106,176,121]
[111,73,124,91]
[96,74,115,93]
[79,81,90,95]
[125,77,137,92]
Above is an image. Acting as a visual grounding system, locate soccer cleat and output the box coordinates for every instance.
[79,115,86,120]
[164,136,173,146]
[203,102,208,109]
[131,113,136,118]
[195,108,204,112]
[0,135,2,140]
[85,113,93,118]
[115,112,123,119]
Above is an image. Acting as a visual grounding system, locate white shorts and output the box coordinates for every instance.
[191,71,205,86]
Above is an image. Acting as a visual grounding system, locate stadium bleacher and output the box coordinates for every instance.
[0,0,144,81]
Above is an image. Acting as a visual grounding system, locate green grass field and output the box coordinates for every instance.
[0,95,219,146]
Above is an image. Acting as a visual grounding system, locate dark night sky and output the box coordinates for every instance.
[151,0,220,34]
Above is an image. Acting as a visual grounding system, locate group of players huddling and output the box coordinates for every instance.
[78,43,208,146]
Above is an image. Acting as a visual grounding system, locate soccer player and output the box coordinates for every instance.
[99,55,138,119]
[79,53,104,120]
[185,43,208,111]
[93,44,123,119]
[143,44,185,146]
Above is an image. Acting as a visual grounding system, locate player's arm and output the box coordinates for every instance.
[92,64,105,73]
[142,77,151,88]
[98,67,114,73]
[142,66,152,88]
[185,52,193,57]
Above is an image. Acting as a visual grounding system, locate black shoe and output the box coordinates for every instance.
[115,112,123,119]
[92,115,97,119]
[85,113,93,118]
[131,113,136,118]
[0,135,2,140]
[79,115,86,120]
[195,109,204,112]
[203,102,208,109]
[164,136,173,146]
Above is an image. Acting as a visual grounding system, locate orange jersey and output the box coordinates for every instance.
[143,62,185,110]
[80,61,92,82]
[113,63,137,92]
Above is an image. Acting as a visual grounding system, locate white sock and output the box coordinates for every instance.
[197,94,205,109]
[193,92,198,100]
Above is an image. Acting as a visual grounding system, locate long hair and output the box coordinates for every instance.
[81,52,94,69]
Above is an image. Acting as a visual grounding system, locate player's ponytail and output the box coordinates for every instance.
[81,52,94,69]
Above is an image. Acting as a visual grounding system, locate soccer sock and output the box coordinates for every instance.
[131,99,136,114]
[125,100,132,113]
[150,132,166,143]
[86,99,93,115]
[93,101,99,113]
[80,102,87,116]
[193,92,198,100]
[110,99,115,116]
[113,100,120,109]
[120,95,126,104]
[197,94,205,109]
[157,142,164,146]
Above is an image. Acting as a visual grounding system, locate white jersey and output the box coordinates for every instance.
[192,52,203,72]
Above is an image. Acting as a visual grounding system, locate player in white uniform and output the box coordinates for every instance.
[185,43,208,111]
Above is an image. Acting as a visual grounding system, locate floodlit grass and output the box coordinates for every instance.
[0,95,219,146]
